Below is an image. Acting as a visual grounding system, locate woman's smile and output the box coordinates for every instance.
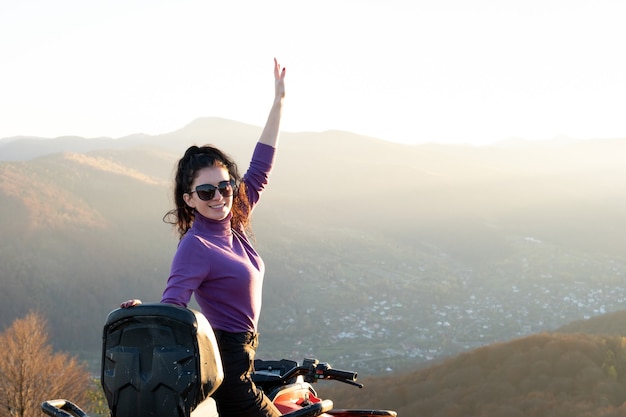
[184,166,233,221]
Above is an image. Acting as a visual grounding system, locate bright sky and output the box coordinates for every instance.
[1,0,625,145]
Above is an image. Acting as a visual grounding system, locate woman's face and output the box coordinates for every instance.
[183,166,233,221]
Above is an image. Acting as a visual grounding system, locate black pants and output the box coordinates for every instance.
[212,330,282,417]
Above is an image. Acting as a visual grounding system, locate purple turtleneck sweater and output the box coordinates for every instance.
[161,143,274,333]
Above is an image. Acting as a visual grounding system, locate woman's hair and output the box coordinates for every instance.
[164,145,251,239]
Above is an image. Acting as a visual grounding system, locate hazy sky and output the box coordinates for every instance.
[1,0,625,145]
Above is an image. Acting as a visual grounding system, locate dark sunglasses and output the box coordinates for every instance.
[189,179,236,201]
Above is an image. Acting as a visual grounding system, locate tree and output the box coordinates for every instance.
[0,312,91,417]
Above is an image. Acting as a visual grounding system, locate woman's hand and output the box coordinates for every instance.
[259,58,286,147]
[120,299,142,308]
[274,57,286,102]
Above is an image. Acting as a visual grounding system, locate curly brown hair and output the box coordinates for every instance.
[163,145,251,239]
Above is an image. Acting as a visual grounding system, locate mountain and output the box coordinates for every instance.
[0,117,263,161]
[1,119,625,374]
[314,309,626,416]
[316,329,626,416]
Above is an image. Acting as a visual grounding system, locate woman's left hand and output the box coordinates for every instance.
[274,58,286,101]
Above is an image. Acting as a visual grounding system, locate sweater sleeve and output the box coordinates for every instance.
[161,235,209,306]
[243,142,276,211]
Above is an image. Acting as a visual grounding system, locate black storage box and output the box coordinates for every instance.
[101,304,223,417]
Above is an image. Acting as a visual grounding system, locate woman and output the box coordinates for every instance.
[121,58,286,417]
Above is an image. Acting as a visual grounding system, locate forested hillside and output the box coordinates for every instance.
[1,119,625,374]
[317,331,626,417]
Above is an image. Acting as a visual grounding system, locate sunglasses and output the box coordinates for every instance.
[189,179,236,201]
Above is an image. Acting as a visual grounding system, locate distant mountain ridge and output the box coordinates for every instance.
[1,118,625,376]
[0,117,257,161]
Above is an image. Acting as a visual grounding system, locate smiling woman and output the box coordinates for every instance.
[120,58,287,417]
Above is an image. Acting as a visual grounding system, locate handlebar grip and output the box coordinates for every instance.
[41,400,88,417]
[325,368,357,381]
[45,399,69,408]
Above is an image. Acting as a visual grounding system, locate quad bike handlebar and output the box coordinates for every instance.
[280,358,362,388]
[40,399,88,417]
[294,359,362,388]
